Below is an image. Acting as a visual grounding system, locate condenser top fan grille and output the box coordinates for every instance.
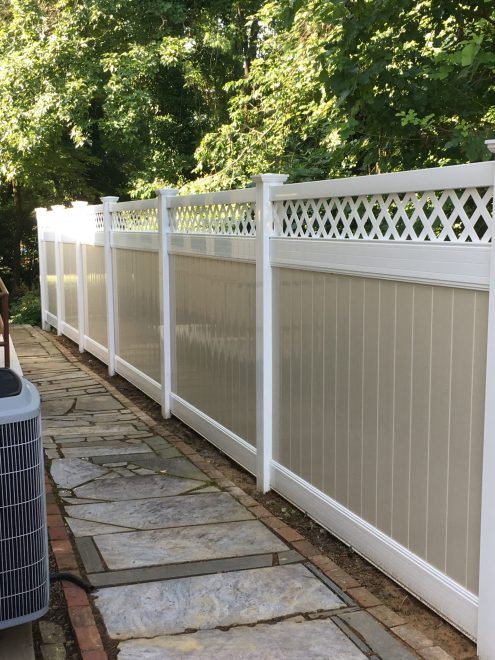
[0,369,21,397]
[0,368,49,629]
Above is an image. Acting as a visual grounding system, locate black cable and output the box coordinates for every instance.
[50,572,96,592]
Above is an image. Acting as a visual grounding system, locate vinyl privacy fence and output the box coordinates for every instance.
[36,148,495,657]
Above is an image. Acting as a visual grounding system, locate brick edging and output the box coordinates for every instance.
[45,475,108,660]
[42,328,453,660]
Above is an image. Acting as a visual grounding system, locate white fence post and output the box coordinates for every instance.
[35,208,50,331]
[253,173,288,493]
[72,201,88,353]
[477,141,495,659]
[51,205,65,335]
[156,188,178,419]
[101,195,119,376]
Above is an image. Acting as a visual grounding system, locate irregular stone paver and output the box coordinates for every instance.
[42,399,75,416]
[96,565,344,639]
[94,520,287,570]
[45,424,140,437]
[75,394,123,411]
[65,492,253,531]
[88,554,278,588]
[118,618,365,659]
[50,458,108,488]
[62,444,151,458]
[74,474,208,501]
[91,448,182,463]
[66,517,134,537]
[129,456,209,481]
[337,611,417,660]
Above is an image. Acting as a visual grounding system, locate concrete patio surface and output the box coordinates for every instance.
[11,325,419,659]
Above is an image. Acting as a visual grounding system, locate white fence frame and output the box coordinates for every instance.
[36,149,495,658]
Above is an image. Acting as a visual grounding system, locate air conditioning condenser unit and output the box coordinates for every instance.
[0,368,49,629]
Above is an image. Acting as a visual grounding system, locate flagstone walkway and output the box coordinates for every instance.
[11,325,418,659]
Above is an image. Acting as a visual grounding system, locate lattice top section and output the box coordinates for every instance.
[94,210,104,231]
[170,202,256,235]
[111,208,158,232]
[274,188,493,242]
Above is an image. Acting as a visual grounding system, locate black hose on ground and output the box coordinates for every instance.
[50,572,96,592]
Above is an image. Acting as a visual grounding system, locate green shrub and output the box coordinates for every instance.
[9,289,41,326]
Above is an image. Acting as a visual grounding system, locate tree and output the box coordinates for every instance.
[0,0,263,291]
[193,0,495,189]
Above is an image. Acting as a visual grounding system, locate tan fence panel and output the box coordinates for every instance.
[172,255,256,446]
[45,241,57,317]
[62,243,78,330]
[273,267,487,594]
[113,248,161,384]
[83,245,107,348]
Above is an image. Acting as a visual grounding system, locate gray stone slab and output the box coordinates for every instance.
[57,436,105,444]
[62,445,151,458]
[117,618,365,659]
[75,395,123,411]
[94,520,287,570]
[128,456,209,481]
[41,398,75,416]
[65,493,253,531]
[50,458,108,489]
[155,447,183,459]
[88,554,276,588]
[74,474,206,501]
[96,564,343,639]
[62,497,105,505]
[46,424,139,438]
[337,611,416,660]
[91,448,182,464]
[142,436,172,450]
[58,439,131,449]
[75,537,105,573]
[188,485,219,493]
[66,517,134,537]
[278,550,304,564]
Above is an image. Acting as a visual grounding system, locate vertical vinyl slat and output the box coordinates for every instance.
[362,279,380,526]
[311,273,325,491]
[467,291,488,594]
[446,289,476,585]
[376,280,396,536]
[392,283,414,547]
[323,274,337,498]
[348,277,365,517]
[300,271,313,483]
[335,276,350,506]
[409,285,433,559]
[427,287,454,574]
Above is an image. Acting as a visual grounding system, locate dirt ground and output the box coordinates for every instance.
[55,333,478,660]
[32,549,80,659]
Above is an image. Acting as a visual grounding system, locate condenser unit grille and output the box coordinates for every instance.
[0,413,49,626]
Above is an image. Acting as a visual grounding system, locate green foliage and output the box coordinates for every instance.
[9,288,41,326]
[193,0,495,189]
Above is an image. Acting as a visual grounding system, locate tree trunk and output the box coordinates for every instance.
[11,179,23,296]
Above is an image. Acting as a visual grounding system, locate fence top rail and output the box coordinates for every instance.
[110,199,157,212]
[168,187,256,208]
[270,161,495,201]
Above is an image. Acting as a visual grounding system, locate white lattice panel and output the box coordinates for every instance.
[112,208,158,232]
[94,211,104,231]
[171,202,256,235]
[274,188,493,242]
